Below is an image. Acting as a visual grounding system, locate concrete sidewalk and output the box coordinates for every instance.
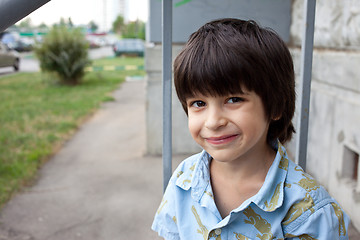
[0,79,359,239]
[0,79,185,239]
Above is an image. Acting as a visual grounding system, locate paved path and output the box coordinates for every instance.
[0,79,185,240]
[0,79,359,239]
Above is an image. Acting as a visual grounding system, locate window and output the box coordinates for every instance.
[342,145,359,182]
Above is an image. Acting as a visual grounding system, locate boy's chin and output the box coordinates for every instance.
[206,149,243,164]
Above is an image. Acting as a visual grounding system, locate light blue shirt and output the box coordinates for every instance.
[152,143,350,240]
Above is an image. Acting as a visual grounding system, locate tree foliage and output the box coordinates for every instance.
[88,21,99,33]
[34,26,91,85]
[18,18,32,29]
[112,15,125,35]
[57,17,74,28]
[112,15,145,40]
[122,20,145,40]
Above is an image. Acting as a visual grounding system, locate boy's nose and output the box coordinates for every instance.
[204,108,227,130]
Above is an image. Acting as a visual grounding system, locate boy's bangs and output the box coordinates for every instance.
[182,40,246,99]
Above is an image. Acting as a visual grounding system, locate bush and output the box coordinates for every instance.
[35,26,91,85]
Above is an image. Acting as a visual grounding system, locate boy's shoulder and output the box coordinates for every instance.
[284,160,334,208]
[284,159,329,202]
[281,159,346,231]
[170,150,210,191]
[282,162,349,238]
[285,159,321,190]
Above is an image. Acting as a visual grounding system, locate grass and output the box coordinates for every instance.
[92,56,144,66]
[0,57,145,208]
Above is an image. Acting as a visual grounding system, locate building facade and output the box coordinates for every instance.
[289,0,360,231]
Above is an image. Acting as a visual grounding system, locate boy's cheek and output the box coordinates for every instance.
[188,117,201,137]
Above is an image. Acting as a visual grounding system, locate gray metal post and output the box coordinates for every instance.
[0,0,51,32]
[295,0,316,171]
[162,0,173,192]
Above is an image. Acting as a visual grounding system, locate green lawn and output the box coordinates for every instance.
[91,56,144,66]
[0,57,145,208]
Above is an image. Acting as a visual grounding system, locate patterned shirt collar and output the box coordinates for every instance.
[250,142,289,212]
[176,141,289,213]
[176,150,211,199]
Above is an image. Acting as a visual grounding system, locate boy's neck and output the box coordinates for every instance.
[209,143,276,218]
[210,142,275,181]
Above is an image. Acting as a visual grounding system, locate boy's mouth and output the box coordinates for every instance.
[205,134,239,145]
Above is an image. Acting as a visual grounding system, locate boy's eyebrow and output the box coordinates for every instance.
[186,91,251,100]
[185,96,204,102]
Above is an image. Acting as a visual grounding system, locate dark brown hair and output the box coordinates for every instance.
[174,18,295,143]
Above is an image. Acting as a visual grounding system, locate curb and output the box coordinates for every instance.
[85,65,144,72]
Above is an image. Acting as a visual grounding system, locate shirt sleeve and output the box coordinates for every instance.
[151,177,180,240]
[284,201,350,240]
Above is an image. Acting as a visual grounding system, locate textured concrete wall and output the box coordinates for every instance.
[291,0,360,49]
[290,0,360,231]
[145,44,201,155]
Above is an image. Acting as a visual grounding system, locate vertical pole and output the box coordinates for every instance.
[0,0,51,32]
[296,0,316,171]
[162,0,173,192]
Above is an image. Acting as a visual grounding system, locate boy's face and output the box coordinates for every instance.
[186,90,271,164]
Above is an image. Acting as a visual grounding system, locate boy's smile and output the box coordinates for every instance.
[186,90,273,166]
[205,134,239,145]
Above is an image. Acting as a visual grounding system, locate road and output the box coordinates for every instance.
[0,46,114,76]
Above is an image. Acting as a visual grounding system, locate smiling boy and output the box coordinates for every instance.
[152,18,349,240]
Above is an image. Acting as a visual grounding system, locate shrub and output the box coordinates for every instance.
[35,26,91,85]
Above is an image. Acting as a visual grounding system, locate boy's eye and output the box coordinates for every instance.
[191,101,206,108]
[227,97,244,103]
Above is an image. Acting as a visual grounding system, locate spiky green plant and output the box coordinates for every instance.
[35,26,91,85]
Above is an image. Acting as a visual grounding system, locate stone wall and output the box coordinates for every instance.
[291,0,360,49]
[289,0,360,231]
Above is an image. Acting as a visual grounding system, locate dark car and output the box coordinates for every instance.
[0,42,20,71]
[113,38,144,57]
[9,39,33,52]
[1,32,33,52]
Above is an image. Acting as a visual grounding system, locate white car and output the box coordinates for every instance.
[0,42,20,71]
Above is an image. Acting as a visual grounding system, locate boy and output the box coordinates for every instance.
[152,18,349,240]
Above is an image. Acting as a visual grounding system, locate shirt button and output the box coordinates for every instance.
[214,228,222,235]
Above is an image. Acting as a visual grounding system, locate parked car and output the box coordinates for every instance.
[1,32,33,52]
[0,42,20,71]
[86,35,102,49]
[113,38,144,57]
